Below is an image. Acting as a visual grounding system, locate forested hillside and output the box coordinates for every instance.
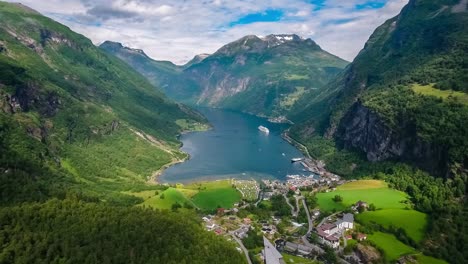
[102,34,348,119]
[291,0,468,177]
[289,0,468,263]
[0,2,243,263]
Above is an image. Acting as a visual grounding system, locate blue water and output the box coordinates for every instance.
[159,108,306,183]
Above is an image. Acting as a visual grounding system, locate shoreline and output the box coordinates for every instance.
[152,112,313,185]
[281,129,311,159]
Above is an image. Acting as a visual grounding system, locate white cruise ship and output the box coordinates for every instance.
[258,125,270,134]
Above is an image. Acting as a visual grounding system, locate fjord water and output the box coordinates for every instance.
[159,108,305,183]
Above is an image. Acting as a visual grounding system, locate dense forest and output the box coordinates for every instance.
[0,3,243,263]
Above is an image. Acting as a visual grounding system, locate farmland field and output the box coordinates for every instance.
[357,209,427,243]
[316,180,408,212]
[188,180,242,210]
[368,232,415,261]
[141,188,194,209]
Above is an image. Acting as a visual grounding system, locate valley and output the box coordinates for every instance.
[0,0,467,264]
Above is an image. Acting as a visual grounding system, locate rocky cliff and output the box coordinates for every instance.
[336,101,449,176]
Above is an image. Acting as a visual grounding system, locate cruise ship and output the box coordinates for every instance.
[291,157,303,163]
[258,125,270,134]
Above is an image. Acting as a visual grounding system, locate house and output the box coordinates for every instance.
[321,223,339,235]
[356,200,368,209]
[336,213,354,230]
[263,237,286,264]
[217,208,225,215]
[357,233,367,241]
[316,224,340,248]
[244,218,252,225]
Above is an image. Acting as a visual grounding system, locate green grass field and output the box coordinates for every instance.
[125,180,241,210]
[412,84,468,105]
[282,253,317,264]
[141,188,193,210]
[317,180,428,246]
[416,254,448,264]
[185,180,242,210]
[368,232,415,261]
[316,180,408,212]
[357,209,427,243]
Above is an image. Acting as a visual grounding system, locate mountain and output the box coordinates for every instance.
[99,41,202,100]
[291,0,468,177]
[183,53,210,69]
[102,34,349,119]
[288,2,468,262]
[0,2,243,263]
[181,34,349,118]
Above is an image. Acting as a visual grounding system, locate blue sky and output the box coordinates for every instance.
[8,0,408,64]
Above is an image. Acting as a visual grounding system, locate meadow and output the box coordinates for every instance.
[317,179,431,261]
[188,180,242,210]
[358,209,427,243]
[127,180,242,211]
[316,180,408,212]
[368,232,416,261]
[412,84,468,105]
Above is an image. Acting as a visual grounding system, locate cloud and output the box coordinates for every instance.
[6,0,408,64]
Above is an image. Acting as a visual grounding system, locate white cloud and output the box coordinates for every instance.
[6,0,409,64]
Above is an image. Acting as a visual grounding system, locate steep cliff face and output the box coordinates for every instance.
[336,101,449,176]
[293,0,468,176]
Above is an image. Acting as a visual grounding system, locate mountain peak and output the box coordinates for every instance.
[99,41,149,58]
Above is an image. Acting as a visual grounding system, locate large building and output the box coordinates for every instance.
[263,237,285,264]
[336,213,354,230]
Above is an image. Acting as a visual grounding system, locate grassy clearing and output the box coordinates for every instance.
[358,209,427,243]
[187,180,241,210]
[176,119,210,132]
[412,84,468,105]
[282,253,317,264]
[280,86,306,109]
[141,188,193,210]
[338,180,386,190]
[316,181,408,212]
[317,180,427,245]
[368,232,415,261]
[415,254,448,264]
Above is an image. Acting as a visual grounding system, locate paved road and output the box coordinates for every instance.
[230,233,252,264]
[300,198,324,254]
[283,194,297,217]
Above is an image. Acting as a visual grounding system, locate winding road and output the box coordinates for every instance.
[230,233,252,264]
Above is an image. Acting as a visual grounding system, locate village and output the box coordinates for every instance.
[200,158,373,264]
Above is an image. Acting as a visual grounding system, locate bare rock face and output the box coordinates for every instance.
[355,244,381,263]
[336,101,449,176]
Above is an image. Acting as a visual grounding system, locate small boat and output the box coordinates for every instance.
[282,153,285,156]
[291,157,303,163]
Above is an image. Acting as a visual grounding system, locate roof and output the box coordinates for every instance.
[263,237,284,264]
[343,213,354,223]
[320,223,337,231]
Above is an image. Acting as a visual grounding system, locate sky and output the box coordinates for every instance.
[9,0,409,64]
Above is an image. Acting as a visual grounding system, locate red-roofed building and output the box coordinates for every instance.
[217,208,225,215]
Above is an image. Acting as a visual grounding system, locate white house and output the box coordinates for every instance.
[336,213,354,230]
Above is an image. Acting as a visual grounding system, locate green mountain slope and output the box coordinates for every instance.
[99,41,203,101]
[288,1,468,262]
[291,0,468,177]
[102,34,348,119]
[182,34,349,118]
[0,2,242,263]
